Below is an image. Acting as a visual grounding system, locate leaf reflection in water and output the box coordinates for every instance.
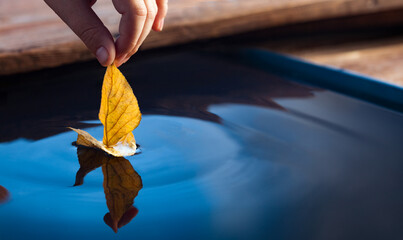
[74,147,143,233]
[0,185,9,204]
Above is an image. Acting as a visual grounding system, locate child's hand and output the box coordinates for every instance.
[45,0,168,67]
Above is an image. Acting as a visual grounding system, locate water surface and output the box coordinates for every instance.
[0,50,402,240]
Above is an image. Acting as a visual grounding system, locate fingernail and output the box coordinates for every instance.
[96,47,109,66]
[159,20,164,31]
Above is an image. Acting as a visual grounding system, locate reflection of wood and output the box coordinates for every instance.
[1,0,403,75]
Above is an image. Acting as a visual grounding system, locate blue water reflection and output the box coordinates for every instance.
[1,98,402,239]
[0,51,402,240]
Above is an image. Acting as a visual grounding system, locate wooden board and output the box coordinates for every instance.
[1,0,403,75]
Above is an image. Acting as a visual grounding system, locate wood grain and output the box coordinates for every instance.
[1,0,403,75]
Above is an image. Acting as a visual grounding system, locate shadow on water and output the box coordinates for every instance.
[74,146,142,233]
[0,51,315,142]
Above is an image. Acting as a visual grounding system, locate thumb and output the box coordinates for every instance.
[45,0,115,66]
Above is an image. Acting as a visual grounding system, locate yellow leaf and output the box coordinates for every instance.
[69,64,142,157]
[99,63,141,147]
[69,127,125,157]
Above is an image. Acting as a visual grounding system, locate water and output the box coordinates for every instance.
[0,50,402,240]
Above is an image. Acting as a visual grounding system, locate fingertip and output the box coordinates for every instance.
[155,0,168,31]
[116,53,132,67]
[122,56,131,65]
[115,60,122,68]
[115,53,127,67]
[152,19,163,32]
[95,43,115,67]
[96,47,109,66]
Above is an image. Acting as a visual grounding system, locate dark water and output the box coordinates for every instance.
[0,50,402,240]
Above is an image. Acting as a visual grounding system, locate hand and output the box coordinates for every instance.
[45,0,168,67]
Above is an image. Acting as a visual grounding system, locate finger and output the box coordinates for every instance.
[113,0,147,65]
[153,0,168,31]
[44,0,115,66]
[119,0,156,65]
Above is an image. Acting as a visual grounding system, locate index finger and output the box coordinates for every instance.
[112,0,147,62]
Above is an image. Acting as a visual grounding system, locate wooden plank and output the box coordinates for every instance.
[1,0,403,75]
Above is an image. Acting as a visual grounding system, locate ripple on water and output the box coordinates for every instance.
[0,101,402,240]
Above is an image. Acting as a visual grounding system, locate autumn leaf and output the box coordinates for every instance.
[99,64,141,147]
[69,127,129,157]
[70,64,141,157]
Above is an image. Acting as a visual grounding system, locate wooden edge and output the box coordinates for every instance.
[1,0,403,75]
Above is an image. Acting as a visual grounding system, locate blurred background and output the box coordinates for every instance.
[1,0,403,86]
